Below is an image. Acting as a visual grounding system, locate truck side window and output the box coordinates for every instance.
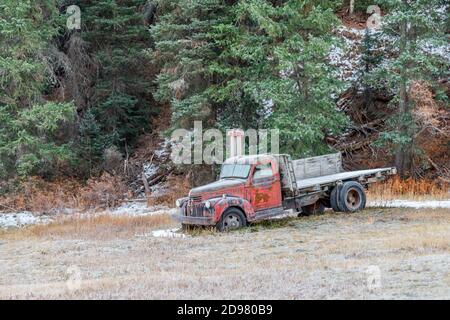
[253,163,273,180]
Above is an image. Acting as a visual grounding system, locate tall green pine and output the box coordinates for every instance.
[0,0,76,178]
[368,0,449,176]
[83,0,154,150]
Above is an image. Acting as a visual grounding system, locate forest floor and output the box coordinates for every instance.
[0,207,449,299]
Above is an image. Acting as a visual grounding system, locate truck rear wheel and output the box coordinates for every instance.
[300,201,325,216]
[217,208,247,232]
[330,186,342,212]
[338,181,366,212]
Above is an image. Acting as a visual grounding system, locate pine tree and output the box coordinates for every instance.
[367,0,449,176]
[212,0,347,156]
[360,28,382,115]
[0,0,76,178]
[154,0,348,157]
[78,110,105,177]
[83,0,154,150]
[151,0,231,131]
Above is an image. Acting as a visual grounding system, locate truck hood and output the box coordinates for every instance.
[189,178,246,195]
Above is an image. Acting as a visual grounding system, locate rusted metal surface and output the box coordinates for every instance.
[189,179,246,194]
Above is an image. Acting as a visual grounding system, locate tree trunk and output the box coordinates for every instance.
[395,15,411,177]
[395,83,407,176]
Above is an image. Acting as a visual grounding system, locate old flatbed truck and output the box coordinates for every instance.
[174,153,396,231]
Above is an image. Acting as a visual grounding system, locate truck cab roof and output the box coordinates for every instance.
[223,154,282,165]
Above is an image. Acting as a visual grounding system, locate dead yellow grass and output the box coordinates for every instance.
[368,176,449,201]
[384,224,450,252]
[1,214,174,240]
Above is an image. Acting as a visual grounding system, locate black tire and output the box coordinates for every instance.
[338,181,366,212]
[217,208,247,231]
[301,201,325,216]
[330,186,342,212]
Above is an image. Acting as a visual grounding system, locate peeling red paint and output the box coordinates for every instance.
[180,157,282,223]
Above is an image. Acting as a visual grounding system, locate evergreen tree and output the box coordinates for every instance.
[368,0,449,176]
[154,0,348,157]
[151,0,231,131]
[360,28,383,115]
[0,0,76,178]
[214,0,347,156]
[78,110,105,177]
[83,0,155,150]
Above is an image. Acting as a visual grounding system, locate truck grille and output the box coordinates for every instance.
[186,203,205,217]
[189,195,202,203]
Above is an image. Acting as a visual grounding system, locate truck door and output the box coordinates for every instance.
[249,161,282,211]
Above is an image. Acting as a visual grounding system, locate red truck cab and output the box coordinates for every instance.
[174,155,284,231]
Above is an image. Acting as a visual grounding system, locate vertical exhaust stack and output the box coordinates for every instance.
[227,129,244,158]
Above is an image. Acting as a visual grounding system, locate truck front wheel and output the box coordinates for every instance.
[338,181,366,212]
[217,208,247,232]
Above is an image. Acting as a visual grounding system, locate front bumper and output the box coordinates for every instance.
[172,212,215,226]
[171,204,216,226]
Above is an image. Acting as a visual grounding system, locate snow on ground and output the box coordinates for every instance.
[1,199,448,230]
[151,228,188,238]
[142,163,157,178]
[154,139,171,158]
[0,212,52,229]
[105,201,176,217]
[420,40,450,62]
[0,201,176,229]
[368,199,450,209]
[329,26,365,84]
[150,182,169,197]
[329,24,450,88]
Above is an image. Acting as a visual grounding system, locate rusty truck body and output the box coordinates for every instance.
[174,153,396,231]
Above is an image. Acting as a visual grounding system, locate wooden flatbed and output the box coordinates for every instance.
[296,167,395,190]
[277,153,396,196]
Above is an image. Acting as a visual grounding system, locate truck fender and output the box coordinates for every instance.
[211,197,254,223]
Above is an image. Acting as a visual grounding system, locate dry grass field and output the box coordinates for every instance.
[0,207,449,299]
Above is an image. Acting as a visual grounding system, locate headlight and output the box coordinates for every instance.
[176,199,182,207]
[204,200,211,209]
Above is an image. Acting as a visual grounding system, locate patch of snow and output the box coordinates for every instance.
[151,228,188,238]
[329,26,366,84]
[0,200,179,229]
[257,98,274,119]
[368,199,450,209]
[154,139,171,158]
[150,182,169,196]
[106,202,176,217]
[420,40,450,62]
[142,163,158,178]
[0,212,52,229]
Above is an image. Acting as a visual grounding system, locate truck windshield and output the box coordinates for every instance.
[220,164,251,179]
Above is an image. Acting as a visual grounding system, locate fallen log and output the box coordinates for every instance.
[142,172,151,195]
[147,167,175,187]
[336,137,373,152]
